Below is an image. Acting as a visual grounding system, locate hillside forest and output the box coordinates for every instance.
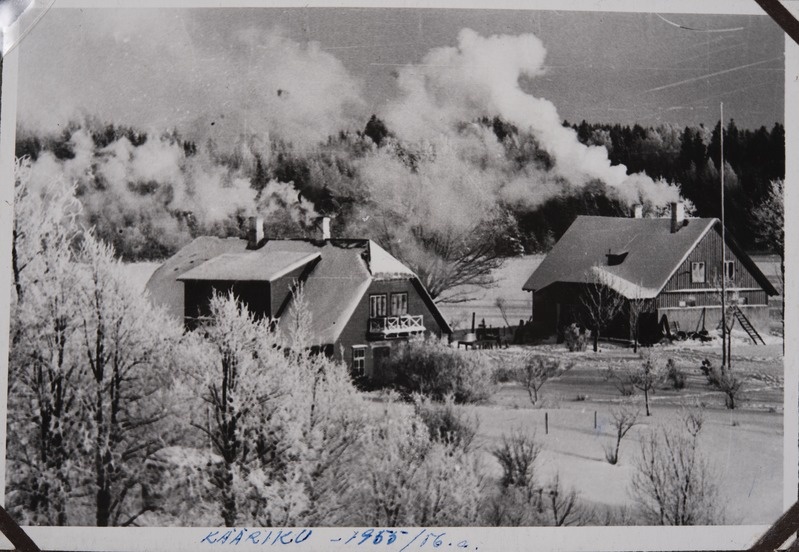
[15,115,785,301]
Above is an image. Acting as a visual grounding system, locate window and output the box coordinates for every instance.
[690,262,706,283]
[352,346,366,377]
[390,292,408,316]
[724,260,735,281]
[369,294,387,318]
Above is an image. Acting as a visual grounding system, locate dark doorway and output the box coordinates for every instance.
[373,346,391,376]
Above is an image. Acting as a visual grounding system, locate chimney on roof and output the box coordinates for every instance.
[247,215,264,249]
[670,202,685,233]
[632,205,643,219]
[321,216,331,240]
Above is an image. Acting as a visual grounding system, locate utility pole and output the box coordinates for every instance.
[720,103,729,371]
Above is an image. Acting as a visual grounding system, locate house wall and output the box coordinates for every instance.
[656,227,771,334]
[183,280,271,327]
[657,305,771,336]
[335,278,447,378]
[660,227,762,293]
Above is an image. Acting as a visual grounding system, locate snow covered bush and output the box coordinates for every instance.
[414,394,478,452]
[372,337,494,403]
[563,323,589,352]
[342,400,484,527]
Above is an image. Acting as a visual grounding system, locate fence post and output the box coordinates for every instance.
[545,412,549,435]
[594,411,597,430]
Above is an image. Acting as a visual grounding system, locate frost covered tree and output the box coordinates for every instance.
[8,159,180,526]
[631,408,723,525]
[603,404,639,465]
[515,356,566,406]
[344,400,484,527]
[75,234,179,526]
[7,159,84,525]
[182,293,292,526]
[607,357,665,416]
[581,268,624,352]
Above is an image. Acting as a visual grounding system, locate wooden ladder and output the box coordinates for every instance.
[732,305,766,345]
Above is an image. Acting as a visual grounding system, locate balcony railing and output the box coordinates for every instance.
[368,315,425,338]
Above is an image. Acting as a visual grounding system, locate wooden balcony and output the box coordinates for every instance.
[368,315,425,338]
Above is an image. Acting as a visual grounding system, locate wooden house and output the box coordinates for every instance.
[146,217,451,378]
[522,203,778,343]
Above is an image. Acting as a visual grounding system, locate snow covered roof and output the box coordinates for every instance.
[523,215,777,299]
[523,216,715,299]
[146,236,450,344]
[367,240,417,280]
[178,250,320,282]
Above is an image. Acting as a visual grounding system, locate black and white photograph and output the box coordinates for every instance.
[0,1,795,549]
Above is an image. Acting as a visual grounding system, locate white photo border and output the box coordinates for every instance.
[0,0,796,550]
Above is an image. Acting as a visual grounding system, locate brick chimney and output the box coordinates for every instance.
[632,205,643,219]
[670,202,685,233]
[247,215,264,249]
[321,216,331,240]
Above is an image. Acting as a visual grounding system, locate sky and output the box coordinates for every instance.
[15,8,785,146]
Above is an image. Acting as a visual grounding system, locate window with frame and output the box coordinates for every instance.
[390,292,408,316]
[369,294,387,318]
[724,260,735,281]
[690,262,706,283]
[352,346,366,377]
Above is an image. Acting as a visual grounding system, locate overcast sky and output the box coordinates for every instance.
[16,8,784,145]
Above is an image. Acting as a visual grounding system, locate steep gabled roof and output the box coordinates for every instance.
[367,241,417,280]
[267,240,373,344]
[522,215,776,299]
[146,236,452,343]
[178,250,321,282]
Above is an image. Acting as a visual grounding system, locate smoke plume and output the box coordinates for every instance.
[24,128,317,259]
[381,28,681,207]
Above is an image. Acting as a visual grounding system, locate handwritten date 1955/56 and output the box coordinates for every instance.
[331,529,475,550]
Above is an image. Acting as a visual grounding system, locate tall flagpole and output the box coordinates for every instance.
[720,103,728,371]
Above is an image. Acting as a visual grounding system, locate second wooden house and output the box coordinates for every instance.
[522,203,778,343]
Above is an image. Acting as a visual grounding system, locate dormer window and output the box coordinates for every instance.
[606,250,629,266]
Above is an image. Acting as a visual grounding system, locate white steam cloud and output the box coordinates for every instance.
[382,28,681,207]
[25,129,317,258]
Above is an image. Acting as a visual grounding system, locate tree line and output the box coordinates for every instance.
[567,119,785,251]
[14,114,784,303]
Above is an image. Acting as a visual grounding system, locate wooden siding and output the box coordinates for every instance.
[529,226,774,340]
[336,279,447,378]
[658,305,771,336]
[657,289,767,308]
[662,227,760,291]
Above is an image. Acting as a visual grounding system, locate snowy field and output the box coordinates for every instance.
[469,340,784,525]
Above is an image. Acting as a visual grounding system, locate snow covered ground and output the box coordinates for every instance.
[469,340,784,525]
[124,259,785,526]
